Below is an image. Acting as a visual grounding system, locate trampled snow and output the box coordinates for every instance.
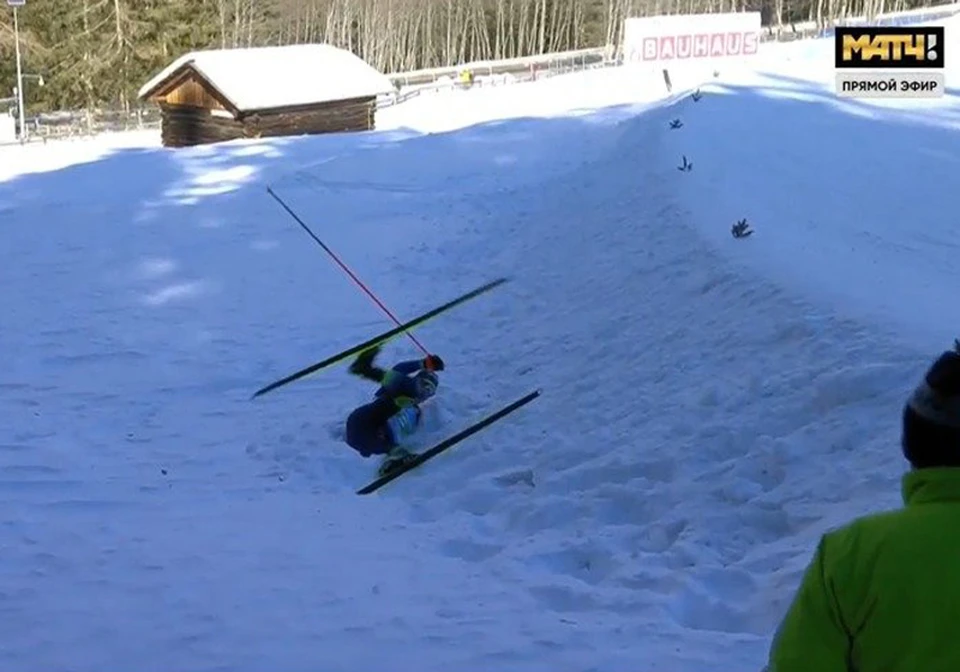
[2,19,959,672]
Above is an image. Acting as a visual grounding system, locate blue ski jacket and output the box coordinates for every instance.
[344,348,437,456]
[373,359,429,407]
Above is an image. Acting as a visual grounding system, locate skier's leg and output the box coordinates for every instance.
[385,405,422,449]
[345,405,392,457]
[378,406,422,475]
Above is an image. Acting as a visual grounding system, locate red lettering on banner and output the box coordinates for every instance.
[641,31,760,60]
[659,36,676,59]
[710,33,726,57]
[693,33,711,58]
[725,32,743,55]
[643,37,659,60]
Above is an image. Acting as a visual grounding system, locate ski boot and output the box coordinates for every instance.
[378,446,418,477]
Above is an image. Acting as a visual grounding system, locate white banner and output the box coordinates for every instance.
[623,12,762,64]
[0,113,14,143]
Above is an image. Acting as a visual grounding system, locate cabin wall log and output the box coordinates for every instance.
[159,103,243,147]
[158,97,377,148]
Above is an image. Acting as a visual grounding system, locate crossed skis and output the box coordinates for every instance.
[251,276,541,495]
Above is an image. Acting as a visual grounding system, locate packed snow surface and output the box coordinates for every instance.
[2,18,959,672]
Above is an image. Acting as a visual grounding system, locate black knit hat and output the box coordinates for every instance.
[902,343,960,469]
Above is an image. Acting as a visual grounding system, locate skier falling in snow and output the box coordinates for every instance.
[345,344,445,475]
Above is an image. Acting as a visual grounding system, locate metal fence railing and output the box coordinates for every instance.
[0,107,162,146]
[377,56,615,109]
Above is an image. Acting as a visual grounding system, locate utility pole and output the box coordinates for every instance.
[9,0,27,142]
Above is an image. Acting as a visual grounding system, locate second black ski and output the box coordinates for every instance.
[357,389,542,495]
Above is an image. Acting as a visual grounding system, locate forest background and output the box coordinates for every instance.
[0,0,948,114]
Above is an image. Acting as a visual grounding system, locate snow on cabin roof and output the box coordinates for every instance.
[138,44,396,113]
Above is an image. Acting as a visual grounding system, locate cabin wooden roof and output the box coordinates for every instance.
[138,44,396,113]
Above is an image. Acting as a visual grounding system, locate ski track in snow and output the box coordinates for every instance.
[1,18,960,672]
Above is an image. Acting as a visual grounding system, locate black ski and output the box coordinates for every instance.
[251,277,508,399]
[356,389,541,495]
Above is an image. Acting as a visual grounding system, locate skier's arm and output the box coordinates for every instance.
[393,355,444,375]
[380,364,422,398]
[390,359,426,375]
[351,349,444,395]
[383,357,443,398]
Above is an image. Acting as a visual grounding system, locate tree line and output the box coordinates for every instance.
[0,0,946,114]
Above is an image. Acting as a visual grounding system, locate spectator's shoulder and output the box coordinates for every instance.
[815,505,909,594]
[823,505,905,552]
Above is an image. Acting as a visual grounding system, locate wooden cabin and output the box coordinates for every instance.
[137,44,397,148]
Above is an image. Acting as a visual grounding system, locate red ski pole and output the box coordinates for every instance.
[266,186,430,356]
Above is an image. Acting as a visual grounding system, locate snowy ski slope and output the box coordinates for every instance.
[1,16,959,672]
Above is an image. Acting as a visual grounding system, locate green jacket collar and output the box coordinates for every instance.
[902,468,960,506]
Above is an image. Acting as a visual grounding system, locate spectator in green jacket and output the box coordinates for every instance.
[766,342,960,672]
